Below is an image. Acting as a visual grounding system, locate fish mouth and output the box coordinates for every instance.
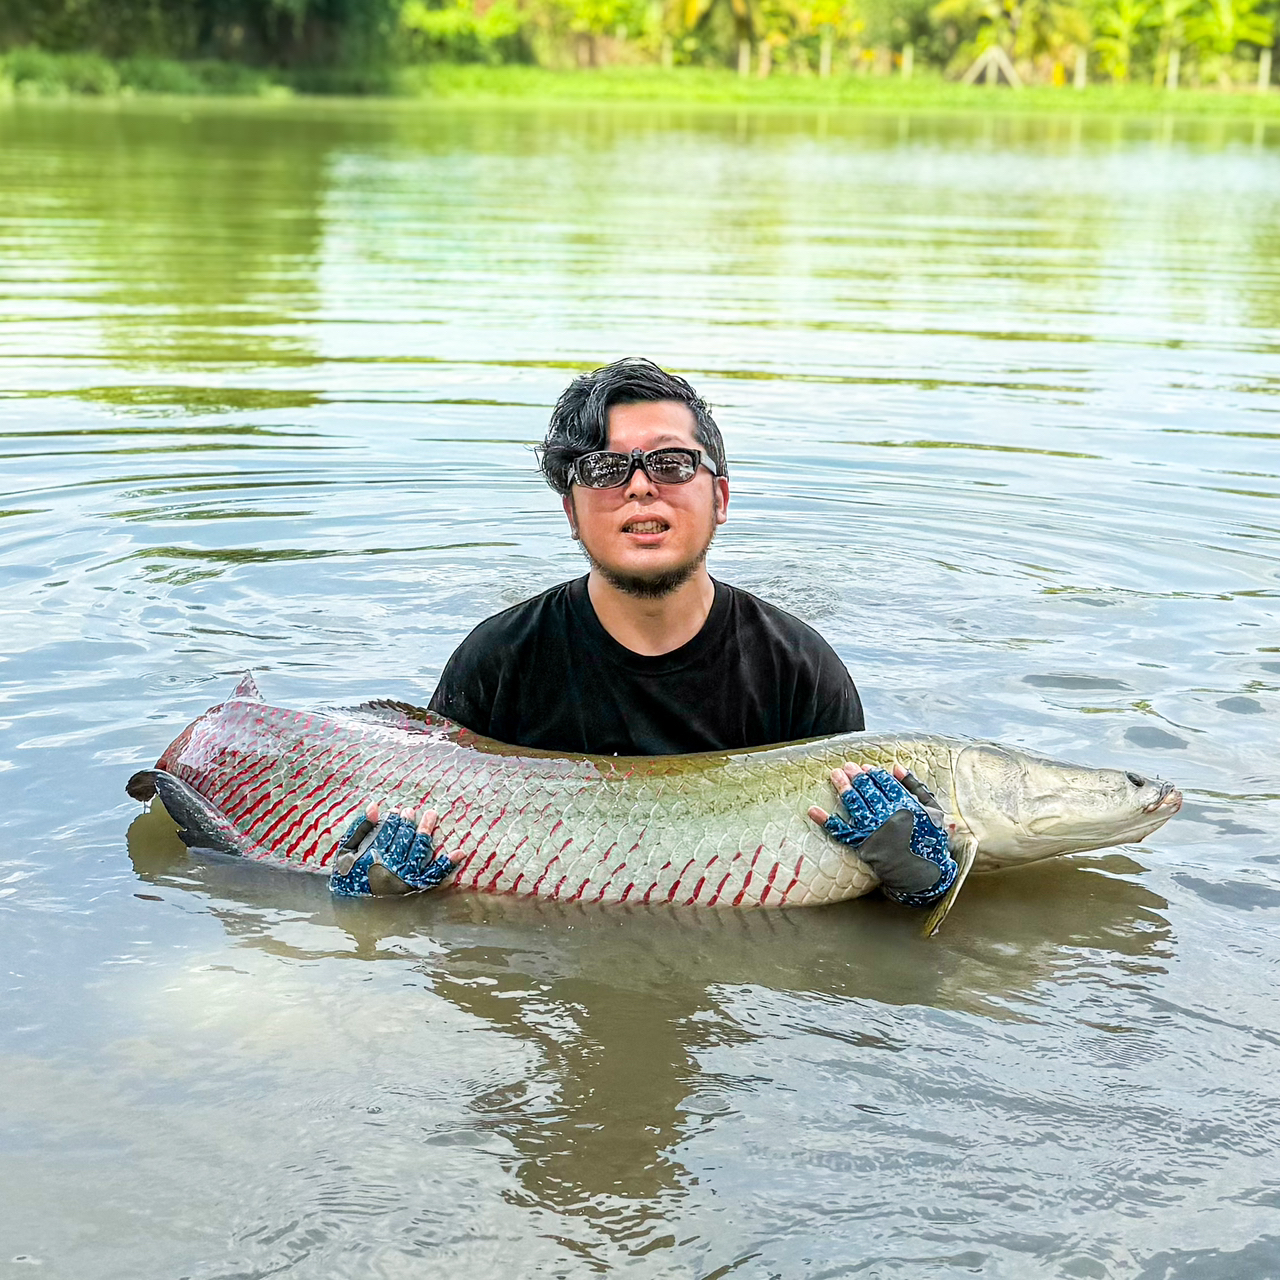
[1144,782,1182,814]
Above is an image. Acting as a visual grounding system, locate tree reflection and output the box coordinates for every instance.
[1,104,331,376]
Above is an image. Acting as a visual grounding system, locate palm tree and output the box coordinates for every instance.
[1184,0,1274,81]
[1092,0,1152,79]
[932,0,1016,58]
[932,0,1089,78]
[1019,0,1091,67]
[680,0,759,60]
[1146,0,1195,85]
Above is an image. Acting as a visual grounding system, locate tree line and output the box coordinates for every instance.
[1,0,1275,88]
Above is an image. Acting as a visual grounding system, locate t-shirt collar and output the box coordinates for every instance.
[568,574,731,673]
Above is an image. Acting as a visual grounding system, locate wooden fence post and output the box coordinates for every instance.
[962,46,1024,87]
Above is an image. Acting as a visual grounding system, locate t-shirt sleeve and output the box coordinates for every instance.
[804,650,865,737]
[786,631,865,739]
[427,625,501,736]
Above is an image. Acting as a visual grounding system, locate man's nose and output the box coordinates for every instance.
[624,462,656,500]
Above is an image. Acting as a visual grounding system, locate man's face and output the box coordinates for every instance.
[563,400,730,598]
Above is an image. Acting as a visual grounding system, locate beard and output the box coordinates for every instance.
[579,518,717,600]
[590,546,709,599]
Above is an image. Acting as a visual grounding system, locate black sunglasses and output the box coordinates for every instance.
[569,447,718,490]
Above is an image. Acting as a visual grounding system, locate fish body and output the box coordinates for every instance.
[127,675,1181,915]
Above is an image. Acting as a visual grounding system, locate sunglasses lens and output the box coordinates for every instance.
[576,452,630,488]
[646,450,698,483]
[574,449,701,488]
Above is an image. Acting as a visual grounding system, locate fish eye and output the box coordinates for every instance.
[1126,772,1146,787]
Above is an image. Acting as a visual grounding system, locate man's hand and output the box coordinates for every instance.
[808,763,958,908]
[330,800,455,898]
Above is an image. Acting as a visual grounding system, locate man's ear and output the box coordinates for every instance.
[713,477,730,526]
[562,492,580,540]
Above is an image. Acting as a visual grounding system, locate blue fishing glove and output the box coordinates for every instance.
[330,809,455,898]
[824,769,958,908]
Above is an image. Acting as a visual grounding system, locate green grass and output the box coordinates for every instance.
[410,63,1280,117]
[0,48,287,97]
[3,49,1280,118]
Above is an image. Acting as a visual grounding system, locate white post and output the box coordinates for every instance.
[758,40,772,78]
[902,42,914,79]
[994,45,1023,87]
[1166,45,1180,90]
[1074,47,1087,89]
[962,47,990,85]
[1259,47,1273,93]
[738,38,751,76]
[819,30,833,78]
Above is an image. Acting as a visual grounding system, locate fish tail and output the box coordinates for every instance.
[127,769,267,862]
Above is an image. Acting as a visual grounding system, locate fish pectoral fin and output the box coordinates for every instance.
[145,770,260,860]
[921,835,979,938]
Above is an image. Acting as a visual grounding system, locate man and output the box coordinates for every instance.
[330,359,956,908]
[430,358,860,755]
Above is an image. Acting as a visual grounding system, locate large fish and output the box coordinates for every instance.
[126,674,1182,934]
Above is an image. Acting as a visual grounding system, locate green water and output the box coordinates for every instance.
[2,98,1279,1279]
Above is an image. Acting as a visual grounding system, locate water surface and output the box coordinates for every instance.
[2,99,1279,1279]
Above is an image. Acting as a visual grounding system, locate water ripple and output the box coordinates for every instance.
[1,99,1278,1278]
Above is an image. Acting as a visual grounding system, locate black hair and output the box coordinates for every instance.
[537,357,728,496]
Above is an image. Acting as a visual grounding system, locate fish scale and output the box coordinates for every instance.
[139,683,965,907]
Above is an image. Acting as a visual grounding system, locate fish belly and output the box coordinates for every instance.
[154,697,962,909]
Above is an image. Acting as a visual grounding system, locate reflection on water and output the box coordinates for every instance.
[126,799,1176,1251]
[127,803,1174,1018]
[2,99,1280,1276]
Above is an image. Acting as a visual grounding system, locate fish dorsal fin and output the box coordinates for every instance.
[230,671,263,702]
[338,699,452,733]
[922,835,979,938]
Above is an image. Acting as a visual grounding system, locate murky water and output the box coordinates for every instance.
[2,98,1279,1279]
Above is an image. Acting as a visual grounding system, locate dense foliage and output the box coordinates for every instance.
[1,0,1275,86]
[0,0,400,73]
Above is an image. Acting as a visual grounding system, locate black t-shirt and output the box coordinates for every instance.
[427,575,863,755]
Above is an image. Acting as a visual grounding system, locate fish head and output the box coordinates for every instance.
[953,744,1182,869]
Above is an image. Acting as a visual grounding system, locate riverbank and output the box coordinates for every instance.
[0,48,389,97]
[417,64,1280,116]
[4,50,1280,117]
